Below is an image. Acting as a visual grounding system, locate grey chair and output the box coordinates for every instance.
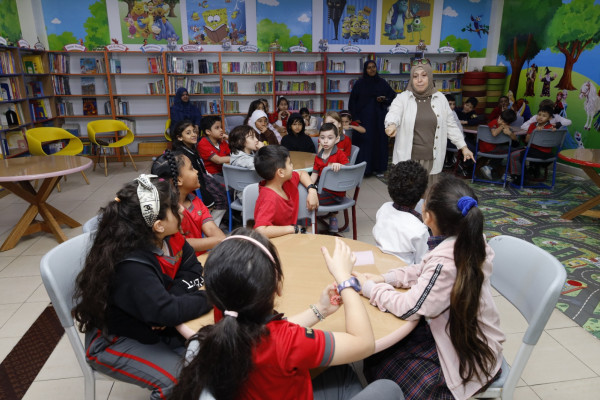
[222,164,261,232]
[224,115,245,133]
[241,182,259,227]
[471,125,513,188]
[473,235,566,400]
[513,128,567,190]
[314,162,367,240]
[349,145,360,165]
[296,184,316,233]
[311,136,319,153]
[82,215,100,233]
[40,232,114,400]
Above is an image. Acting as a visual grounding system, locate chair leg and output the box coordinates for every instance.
[103,148,108,177]
[351,206,357,240]
[124,146,138,171]
[81,170,90,185]
[93,146,100,172]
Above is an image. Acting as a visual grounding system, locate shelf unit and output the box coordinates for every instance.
[39,50,468,158]
[0,46,58,158]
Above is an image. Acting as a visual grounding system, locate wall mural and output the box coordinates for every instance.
[118,0,182,45]
[439,0,492,58]
[0,0,22,44]
[496,0,600,149]
[256,0,312,52]
[186,0,246,45]
[322,0,377,45]
[379,0,434,46]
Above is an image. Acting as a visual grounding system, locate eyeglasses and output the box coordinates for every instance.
[411,58,431,66]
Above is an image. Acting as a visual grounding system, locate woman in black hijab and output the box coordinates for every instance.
[348,60,397,176]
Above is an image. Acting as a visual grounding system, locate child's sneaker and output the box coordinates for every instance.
[328,216,338,233]
[481,165,493,180]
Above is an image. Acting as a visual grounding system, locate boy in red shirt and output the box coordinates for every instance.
[311,123,349,232]
[478,109,517,180]
[254,145,319,238]
[197,116,230,178]
[509,105,555,181]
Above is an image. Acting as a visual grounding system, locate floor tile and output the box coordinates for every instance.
[0,255,16,273]
[0,255,43,277]
[547,326,600,375]
[22,377,113,400]
[35,336,83,381]
[0,336,20,364]
[0,303,20,328]
[530,377,600,400]
[544,309,578,330]
[0,301,48,338]
[494,295,528,334]
[108,381,150,400]
[26,283,51,303]
[0,276,43,305]
[513,385,542,400]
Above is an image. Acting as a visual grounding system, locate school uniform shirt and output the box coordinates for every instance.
[313,146,349,198]
[197,137,230,174]
[181,194,213,256]
[527,122,555,153]
[106,233,211,344]
[456,108,483,126]
[362,237,505,400]
[520,114,571,131]
[241,316,335,400]
[337,133,352,159]
[254,171,301,228]
[479,119,502,153]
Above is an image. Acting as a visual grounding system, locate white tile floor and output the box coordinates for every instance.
[0,161,599,399]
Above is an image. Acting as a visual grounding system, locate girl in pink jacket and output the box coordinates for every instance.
[354,176,505,400]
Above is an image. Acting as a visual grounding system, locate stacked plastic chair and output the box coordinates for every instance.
[461,71,487,114]
[483,65,508,117]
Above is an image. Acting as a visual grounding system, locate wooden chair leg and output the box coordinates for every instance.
[103,149,108,177]
[93,146,100,172]
[124,146,138,171]
[80,170,90,185]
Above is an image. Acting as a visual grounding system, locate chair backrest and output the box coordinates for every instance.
[489,235,566,345]
[222,164,261,192]
[225,115,245,133]
[296,183,316,233]
[164,119,172,141]
[242,183,260,227]
[87,119,135,147]
[349,145,360,165]
[475,124,512,146]
[311,136,319,153]
[315,116,323,130]
[26,127,83,156]
[528,129,567,154]
[82,215,100,233]
[317,162,367,193]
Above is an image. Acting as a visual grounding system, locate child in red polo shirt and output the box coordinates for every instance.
[151,150,226,255]
[253,145,319,238]
[311,122,349,232]
[478,109,518,180]
[340,110,366,140]
[509,105,555,181]
[324,111,352,159]
[197,116,230,179]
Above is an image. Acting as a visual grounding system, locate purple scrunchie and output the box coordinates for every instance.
[457,196,478,216]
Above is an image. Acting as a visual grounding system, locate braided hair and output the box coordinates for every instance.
[151,149,186,198]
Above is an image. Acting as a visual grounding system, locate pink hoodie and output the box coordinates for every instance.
[362,237,505,400]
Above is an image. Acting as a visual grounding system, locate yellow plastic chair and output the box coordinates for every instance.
[25,127,90,189]
[86,120,137,176]
[164,119,171,141]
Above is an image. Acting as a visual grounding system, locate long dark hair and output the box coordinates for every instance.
[243,99,265,125]
[286,112,305,136]
[424,176,495,385]
[170,119,195,151]
[72,178,180,335]
[170,228,283,400]
[228,125,256,154]
[151,149,186,198]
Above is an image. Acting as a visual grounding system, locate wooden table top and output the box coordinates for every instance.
[0,155,92,182]
[289,150,315,171]
[189,234,410,349]
[559,149,600,168]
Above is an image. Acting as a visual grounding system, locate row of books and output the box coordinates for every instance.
[437,79,462,91]
[0,77,23,100]
[287,99,314,111]
[275,80,317,93]
[222,80,238,94]
[325,100,344,111]
[0,128,28,157]
[109,59,122,74]
[221,61,273,74]
[0,51,17,74]
[255,81,273,94]
[49,54,70,73]
[432,60,466,73]
[199,81,220,94]
[0,103,26,128]
[326,79,357,93]
[223,100,240,113]
[80,58,106,74]
[327,60,346,73]
[25,80,44,98]
[22,55,44,74]
[56,100,75,116]
[29,98,52,120]
[386,79,409,92]
[114,98,130,115]
[198,59,219,74]
[147,79,166,95]
[196,100,220,115]
[147,57,164,74]
[167,57,194,74]
[168,76,204,94]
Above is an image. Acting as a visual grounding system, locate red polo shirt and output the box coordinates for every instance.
[180,194,213,256]
[197,137,230,174]
[313,146,349,197]
[254,171,301,228]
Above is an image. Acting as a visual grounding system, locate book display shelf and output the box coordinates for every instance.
[0,47,57,158]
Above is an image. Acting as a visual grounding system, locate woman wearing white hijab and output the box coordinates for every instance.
[248,109,279,145]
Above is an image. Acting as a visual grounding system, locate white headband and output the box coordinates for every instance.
[135,174,160,227]
[222,235,275,264]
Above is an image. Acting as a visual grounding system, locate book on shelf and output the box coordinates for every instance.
[147,79,165,94]
[325,99,343,111]
[255,81,273,94]
[29,98,52,120]
[288,99,314,111]
[222,80,238,94]
[109,59,122,73]
[276,80,316,93]
[0,51,17,74]
[25,80,44,97]
[103,100,111,115]
[241,61,272,74]
[82,97,98,115]
[348,79,357,91]
[0,77,22,100]
[49,53,70,73]
[198,59,218,74]
[81,77,96,95]
[223,100,239,113]
[52,75,71,95]
[56,99,74,116]
[168,76,203,94]
[113,98,130,115]
[0,103,25,127]
[5,129,28,153]
[22,55,44,73]
[80,58,97,74]
[385,79,409,92]
[147,57,163,73]
[202,81,220,94]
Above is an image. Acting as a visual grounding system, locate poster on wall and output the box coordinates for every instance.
[119,0,183,45]
[496,0,600,149]
[322,0,377,45]
[186,0,246,45]
[439,0,492,58]
[256,0,312,52]
[379,0,434,46]
[42,0,110,50]
[0,0,22,45]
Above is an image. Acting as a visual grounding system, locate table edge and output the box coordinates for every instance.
[0,156,93,182]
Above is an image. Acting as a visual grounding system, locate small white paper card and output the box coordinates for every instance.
[353,251,375,266]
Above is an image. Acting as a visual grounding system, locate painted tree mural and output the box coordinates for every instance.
[0,0,22,43]
[498,0,560,95]
[545,0,600,90]
[84,0,110,49]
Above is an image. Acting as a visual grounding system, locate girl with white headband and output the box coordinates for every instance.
[171,228,403,400]
[72,174,212,400]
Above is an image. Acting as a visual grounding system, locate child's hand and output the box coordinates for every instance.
[317,282,342,317]
[257,140,265,149]
[306,189,319,210]
[330,162,342,172]
[321,238,356,282]
[460,120,467,125]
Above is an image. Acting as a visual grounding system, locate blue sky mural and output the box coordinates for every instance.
[256,0,312,51]
[439,0,492,58]
[43,0,95,41]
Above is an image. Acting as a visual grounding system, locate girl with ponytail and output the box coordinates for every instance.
[354,176,505,400]
[170,229,403,400]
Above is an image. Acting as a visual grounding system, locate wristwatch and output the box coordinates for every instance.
[337,277,361,294]
[307,184,318,191]
[292,224,307,234]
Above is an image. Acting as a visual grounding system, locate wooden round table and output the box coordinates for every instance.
[189,234,413,353]
[0,155,92,251]
[559,149,600,220]
[289,150,315,172]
